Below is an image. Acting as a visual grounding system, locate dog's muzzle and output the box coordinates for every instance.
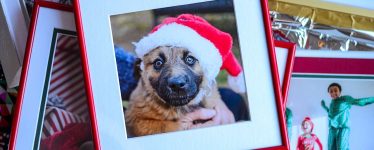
[159,75,198,106]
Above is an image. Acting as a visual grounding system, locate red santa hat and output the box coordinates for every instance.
[302,117,314,132]
[134,14,245,93]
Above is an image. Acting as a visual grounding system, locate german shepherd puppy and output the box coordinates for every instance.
[125,46,222,137]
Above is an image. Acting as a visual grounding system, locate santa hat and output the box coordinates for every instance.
[302,117,314,132]
[134,14,245,93]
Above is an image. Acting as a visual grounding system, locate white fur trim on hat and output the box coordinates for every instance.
[134,23,222,81]
[228,72,246,93]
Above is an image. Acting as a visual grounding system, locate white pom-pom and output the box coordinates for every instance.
[227,72,246,93]
[140,62,145,70]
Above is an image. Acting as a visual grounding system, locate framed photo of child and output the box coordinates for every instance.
[75,0,288,149]
[286,50,374,150]
[9,1,96,150]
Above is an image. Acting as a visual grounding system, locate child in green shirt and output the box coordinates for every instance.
[321,83,374,150]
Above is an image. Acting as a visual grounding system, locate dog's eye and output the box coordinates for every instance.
[185,56,196,66]
[153,59,164,70]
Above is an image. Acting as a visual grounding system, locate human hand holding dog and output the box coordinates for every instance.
[211,97,235,125]
[181,100,235,129]
[180,108,216,129]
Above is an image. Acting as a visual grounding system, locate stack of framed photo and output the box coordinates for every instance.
[15,0,372,150]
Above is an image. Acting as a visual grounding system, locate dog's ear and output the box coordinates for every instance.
[133,58,142,80]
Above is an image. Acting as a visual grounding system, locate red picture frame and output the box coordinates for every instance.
[74,0,288,149]
[274,40,296,107]
[9,1,99,150]
[261,2,289,149]
[287,52,374,149]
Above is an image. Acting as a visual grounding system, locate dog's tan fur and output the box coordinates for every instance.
[125,46,222,137]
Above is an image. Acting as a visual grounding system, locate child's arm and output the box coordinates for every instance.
[321,100,329,112]
[345,96,374,106]
[296,136,302,150]
[314,135,323,150]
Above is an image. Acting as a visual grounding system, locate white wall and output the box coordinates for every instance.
[287,77,374,149]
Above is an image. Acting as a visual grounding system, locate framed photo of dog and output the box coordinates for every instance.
[287,50,374,150]
[75,0,288,149]
[9,1,96,150]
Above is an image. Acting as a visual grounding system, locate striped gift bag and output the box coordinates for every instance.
[48,35,89,119]
[41,34,91,141]
[41,107,86,139]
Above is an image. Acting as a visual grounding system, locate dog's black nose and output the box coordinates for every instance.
[168,76,187,90]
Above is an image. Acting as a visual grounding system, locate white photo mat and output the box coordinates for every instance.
[76,0,283,149]
[275,47,289,88]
